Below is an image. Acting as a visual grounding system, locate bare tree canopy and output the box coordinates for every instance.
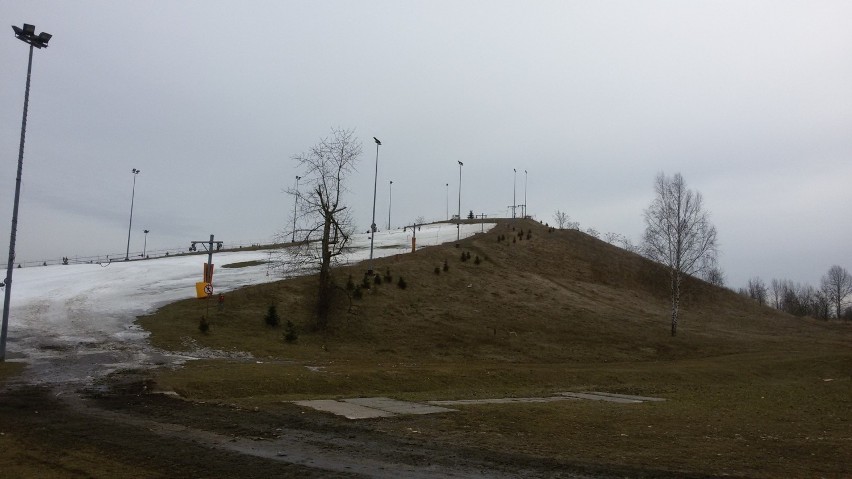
[747,277,768,305]
[281,128,362,327]
[821,265,852,318]
[553,210,569,229]
[703,263,726,287]
[643,172,717,336]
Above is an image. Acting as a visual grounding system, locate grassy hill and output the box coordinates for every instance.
[139,219,851,478]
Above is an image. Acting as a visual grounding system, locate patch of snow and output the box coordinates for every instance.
[3,222,493,385]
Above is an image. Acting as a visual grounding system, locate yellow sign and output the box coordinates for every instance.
[195,282,212,299]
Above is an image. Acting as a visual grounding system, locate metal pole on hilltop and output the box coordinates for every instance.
[457,161,463,241]
[125,168,140,260]
[292,175,301,242]
[513,168,516,219]
[369,137,381,274]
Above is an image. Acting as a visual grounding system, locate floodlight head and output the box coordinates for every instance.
[144,229,149,234]
[38,32,51,44]
[22,24,35,35]
[296,175,301,180]
[373,137,381,146]
[132,168,140,174]
[458,161,463,166]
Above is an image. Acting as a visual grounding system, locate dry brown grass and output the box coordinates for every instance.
[138,219,852,478]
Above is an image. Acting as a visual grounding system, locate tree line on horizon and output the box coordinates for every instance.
[738,267,852,320]
[554,173,851,332]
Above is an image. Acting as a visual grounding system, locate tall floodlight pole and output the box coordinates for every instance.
[124,168,140,260]
[369,137,381,273]
[2,24,52,361]
[513,168,517,218]
[292,175,301,242]
[524,169,528,218]
[445,183,449,221]
[143,229,150,258]
[387,180,393,230]
[457,161,463,241]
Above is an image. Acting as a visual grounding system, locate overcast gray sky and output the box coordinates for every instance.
[1,1,850,288]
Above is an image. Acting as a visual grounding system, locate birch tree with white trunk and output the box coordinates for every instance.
[643,172,717,336]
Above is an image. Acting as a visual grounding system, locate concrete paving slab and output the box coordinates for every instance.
[583,391,666,402]
[344,397,456,415]
[429,396,578,406]
[558,392,642,403]
[293,400,396,419]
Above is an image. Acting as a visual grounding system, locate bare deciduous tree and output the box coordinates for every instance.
[770,278,783,309]
[643,172,717,336]
[703,264,726,287]
[553,210,569,229]
[821,265,852,318]
[280,128,362,328]
[619,236,641,255]
[747,277,768,305]
[604,232,623,245]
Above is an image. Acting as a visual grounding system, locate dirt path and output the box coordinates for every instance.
[1,378,598,479]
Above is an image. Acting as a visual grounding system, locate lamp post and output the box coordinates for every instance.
[387,180,393,230]
[457,161,463,241]
[2,24,52,361]
[368,137,381,274]
[445,183,449,221]
[124,168,140,260]
[143,229,150,258]
[524,169,528,218]
[292,175,301,242]
[513,168,517,218]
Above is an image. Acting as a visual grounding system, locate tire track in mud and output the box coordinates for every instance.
[51,386,593,479]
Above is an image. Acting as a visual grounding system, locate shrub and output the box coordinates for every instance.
[434,267,441,275]
[397,276,407,289]
[284,320,298,343]
[346,275,355,291]
[353,285,363,299]
[384,268,393,283]
[361,275,371,289]
[198,316,210,334]
[443,259,449,272]
[264,304,280,327]
[374,274,382,285]
[460,251,467,262]
[474,255,481,265]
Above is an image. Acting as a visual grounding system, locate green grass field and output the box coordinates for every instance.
[136,219,851,477]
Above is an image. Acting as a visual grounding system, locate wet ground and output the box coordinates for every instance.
[1,376,614,479]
